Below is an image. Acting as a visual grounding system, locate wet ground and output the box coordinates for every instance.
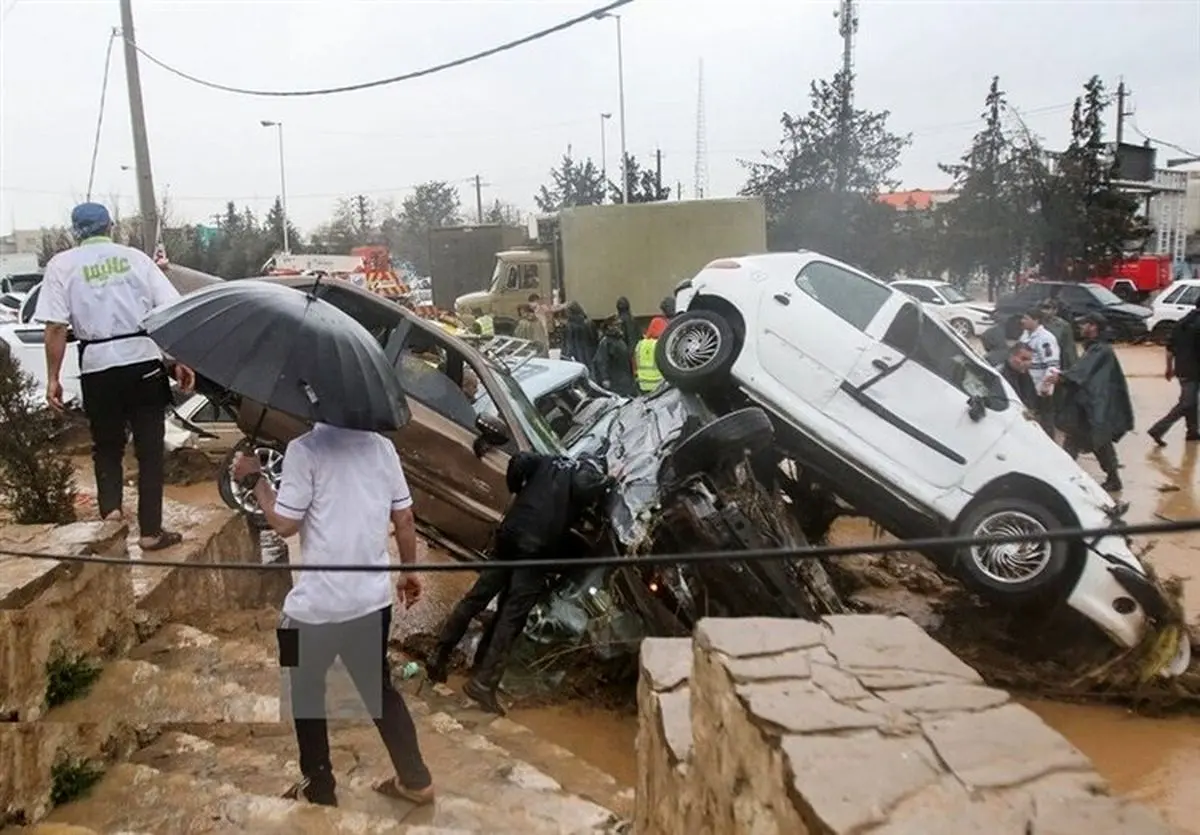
[56,343,1199,831]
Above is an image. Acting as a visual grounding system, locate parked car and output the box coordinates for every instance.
[0,282,83,406]
[1145,279,1200,343]
[993,281,1152,341]
[890,279,994,339]
[657,251,1190,676]
[1,272,43,296]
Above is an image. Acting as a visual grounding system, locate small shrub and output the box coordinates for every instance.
[49,755,104,807]
[45,642,100,709]
[0,343,76,523]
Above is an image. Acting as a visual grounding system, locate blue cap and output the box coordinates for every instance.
[70,202,112,239]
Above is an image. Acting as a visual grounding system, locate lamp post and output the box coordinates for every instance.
[596,12,627,204]
[260,120,290,254]
[600,112,612,201]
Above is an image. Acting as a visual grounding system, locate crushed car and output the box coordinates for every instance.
[653,250,1190,677]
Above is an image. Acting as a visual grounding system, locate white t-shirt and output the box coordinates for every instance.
[1019,325,1061,392]
[275,423,413,625]
[34,236,180,375]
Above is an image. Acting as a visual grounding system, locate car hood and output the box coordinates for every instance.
[1105,302,1152,319]
[455,290,490,312]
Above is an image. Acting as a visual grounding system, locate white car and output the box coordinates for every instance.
[0,282,82,406]
[891,278,994,338]
[660,251,1190,676]
[1146,279,1200,342]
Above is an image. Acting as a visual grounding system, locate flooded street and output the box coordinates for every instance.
[127,342,1197,830]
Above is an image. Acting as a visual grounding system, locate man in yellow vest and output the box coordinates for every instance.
[634,316,667,393]
[471,307,495,337]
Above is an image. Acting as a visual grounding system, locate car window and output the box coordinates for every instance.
[396,351,478,430]
[1085,284,1123,306]
[795,261,892,331]
[883,302,1007,409]
[505,266,520,291]
[520,264,539,290]
[896,283,937,303]
[189,398,234,423]
[1161,286,1185,305]
[20,284,40,323]
[1173,286,1200,306]
[310,281,402,345]
[1058,285,1093,307]
[939,285,968,304]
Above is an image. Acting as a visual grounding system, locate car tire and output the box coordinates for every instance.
[217,439,284,530]
[655,309,736,392]
[954,497,1071,597]
[669,407,774,479]
[949,318,974,338]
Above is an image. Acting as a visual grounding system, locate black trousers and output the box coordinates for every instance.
[79,359,169,535]
[434,536,552,689]
[279,606,430,797]
[1149,378,1199,440]
[1064,435,1120,482]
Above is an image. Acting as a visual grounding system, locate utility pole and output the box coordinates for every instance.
[832,0,858,195]
[1115,79,1130,146]
[655,148,663,198]
[475,174,483,224]
[119,0,158,255]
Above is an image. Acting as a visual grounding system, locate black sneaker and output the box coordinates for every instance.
[426,659,448,684]
[1101,477,1123,493]
[463,677,506,716]
[284,777,338,807]
[1148,430,1166,448]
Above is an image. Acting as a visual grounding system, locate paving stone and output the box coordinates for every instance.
[854,669,962,690]
[736,680,882,735]
[822,615,981,681]
[657,687,693,764]
[724,648,812,683]
[781,733,943,833]
[811,661,870,701]
[922,704,1092,790]
[879,683,1010,715]
[639,637,691,692]
[873,777,1035,835]
[695,617,825,658]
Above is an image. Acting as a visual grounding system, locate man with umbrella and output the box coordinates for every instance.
[35,203,195,550]
[143,280,433,808]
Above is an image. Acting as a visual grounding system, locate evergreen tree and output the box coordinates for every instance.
[535,153,606,212]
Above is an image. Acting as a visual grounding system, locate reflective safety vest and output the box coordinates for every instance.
[635,338,663,392]
[476,314,495,336]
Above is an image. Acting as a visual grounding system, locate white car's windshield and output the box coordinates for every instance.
[939,284,969,304]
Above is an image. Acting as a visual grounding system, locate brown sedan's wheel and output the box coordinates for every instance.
[217,438,284,530]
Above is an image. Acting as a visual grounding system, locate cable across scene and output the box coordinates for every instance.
[4,516,1199,573]
[128,0,634,98]
[85,29,120,201]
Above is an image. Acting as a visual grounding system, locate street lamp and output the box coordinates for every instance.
[596,12,628,204]
[599,113,612,202]
[260,120,290,254]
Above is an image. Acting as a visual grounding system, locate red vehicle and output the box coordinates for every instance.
[1089,255,1172,303]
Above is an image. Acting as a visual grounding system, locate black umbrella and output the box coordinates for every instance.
[144,281,409,432]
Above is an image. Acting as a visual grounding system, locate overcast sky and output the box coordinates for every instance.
[1,0,1197,236]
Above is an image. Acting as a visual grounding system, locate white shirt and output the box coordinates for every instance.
[1019,325,1060,392]
[34,236,180,375]
[275,423,413,625]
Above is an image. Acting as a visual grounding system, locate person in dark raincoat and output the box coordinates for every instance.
[1057,312,1133,492]
[979,323,1009,366]
[615,296,639,353]
[562,302,597,372]
[593,318,638,397]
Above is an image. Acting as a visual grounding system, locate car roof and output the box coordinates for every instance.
[507,357,589,400]
[891,279,946,288]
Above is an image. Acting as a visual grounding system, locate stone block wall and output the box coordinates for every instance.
[637,614,1179,835]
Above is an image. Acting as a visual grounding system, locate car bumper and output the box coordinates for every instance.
[1065,534,1191,676]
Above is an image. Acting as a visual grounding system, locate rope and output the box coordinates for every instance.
[3,516,1198,572]
[85,29,119,201]
[126,0,633,99]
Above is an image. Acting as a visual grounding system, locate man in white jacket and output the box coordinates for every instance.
[1018,307,1061,436]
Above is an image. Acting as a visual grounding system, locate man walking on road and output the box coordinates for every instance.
[1148,296,1200,446]
[34,203,194,550]
[1018,308,1061,436]
[426,452,610,715]
[233,424,434,808]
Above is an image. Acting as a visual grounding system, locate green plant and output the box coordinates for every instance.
[45,642,100,708]
[0,343,77,524]
[49,755,104,807]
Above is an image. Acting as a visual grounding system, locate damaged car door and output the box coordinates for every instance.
[835,298,1014,492]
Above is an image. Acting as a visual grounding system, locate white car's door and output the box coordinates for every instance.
[833,298,1015,492]
[1158,284,1199,325]
[9,284,83,403]
[755,259,891,409]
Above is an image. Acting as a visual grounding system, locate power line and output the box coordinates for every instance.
[1127,112,1199,159]
[3,516,1197,573]
[85,29,120,201]
[127,0,634,98]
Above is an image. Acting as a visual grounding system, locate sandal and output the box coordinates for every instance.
[373,776,435,806]
[140,531,183,551]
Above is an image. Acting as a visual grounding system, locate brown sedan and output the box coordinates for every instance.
[165,267,564,554]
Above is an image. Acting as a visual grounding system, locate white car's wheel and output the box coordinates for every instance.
[955,498,1070,596]
[654,310,736,392]
[217,440,284,527]
[949,318,974,339]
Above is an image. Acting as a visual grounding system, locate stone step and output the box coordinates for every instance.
[35,761,467,834]
[107,617,631,818]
